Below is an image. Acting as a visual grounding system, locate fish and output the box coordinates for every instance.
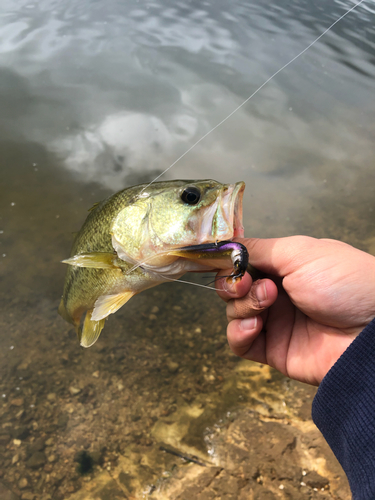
[58,179,246,348]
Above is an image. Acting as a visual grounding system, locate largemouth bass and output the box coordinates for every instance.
[58,179,245,348]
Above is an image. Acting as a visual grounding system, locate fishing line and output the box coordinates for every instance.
[158,273,226,292]
[124,253,227,289]
[141,0,365,194]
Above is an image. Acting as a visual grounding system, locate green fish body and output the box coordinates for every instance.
[59,179,245,347]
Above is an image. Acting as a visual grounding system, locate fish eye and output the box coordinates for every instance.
[181,187,201,205]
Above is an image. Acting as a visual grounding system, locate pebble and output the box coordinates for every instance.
[151,306,159,313]
[304,470,329,490]
[0,433,10,445]
[28,437,45,454]
[12,426,29,440]
[47,454,57,463]
[26,451,46,469]
[57,414,69,429]
[19,477,28,489]
[92,371,100,378]
[13,439,22,447]
[69,386,81,396]
[21,493,35,500]
[47,393,57,402]
[12,454,19,464]
[10,397,24,407]
[167,361,179,374]
[149,314,157,320]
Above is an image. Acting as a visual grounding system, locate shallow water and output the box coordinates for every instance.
[0,0,374,498]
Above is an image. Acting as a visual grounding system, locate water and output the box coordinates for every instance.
[0,0,374,498]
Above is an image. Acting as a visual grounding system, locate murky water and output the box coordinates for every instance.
[0,0,374,498]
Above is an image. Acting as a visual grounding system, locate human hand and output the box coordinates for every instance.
[216,236,375,385]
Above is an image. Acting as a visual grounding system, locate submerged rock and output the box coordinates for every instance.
[26,452,46,469]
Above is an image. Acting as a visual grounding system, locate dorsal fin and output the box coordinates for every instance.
[88,202,101,212]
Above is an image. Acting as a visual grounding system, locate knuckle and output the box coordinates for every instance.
[227,293,264,321]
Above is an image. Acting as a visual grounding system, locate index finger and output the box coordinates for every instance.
[238,236,323,276]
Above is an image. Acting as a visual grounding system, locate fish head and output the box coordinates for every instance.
[111,179,245,267]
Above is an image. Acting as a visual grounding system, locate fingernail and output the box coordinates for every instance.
[255,282,267,304]
[240,316,257,332]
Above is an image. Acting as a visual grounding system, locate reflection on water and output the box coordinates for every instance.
[0,0,374,498]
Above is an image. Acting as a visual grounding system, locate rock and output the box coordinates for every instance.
[26,452,46,469]
[151,306,159,313]
[69,386,81,396]
[15,409,24,419]
[46,393,56,402]
[92,371,100,378]
[43,424,58,434]
[11,426,29,440]
[0,481,19,500]
[47,454,57,463]
[13,439,21,447]
[27,437,45,455]
[57,414,69,429]
[18,478,28,490]
[304,470,329,490]
[17,362,29,371]
[0,433,11,445]
[21,493,35,500]
[12,454,19,464]
[10,398,24,407]
[91,450,104,465]
[167,361,179,374]
[148,314,157,320]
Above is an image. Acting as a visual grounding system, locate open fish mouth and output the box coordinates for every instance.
[199,181,245,243]
[227,181,245,239]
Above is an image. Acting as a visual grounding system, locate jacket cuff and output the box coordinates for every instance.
[312,318,375,500]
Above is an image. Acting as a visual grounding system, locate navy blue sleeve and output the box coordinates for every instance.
[312,318,375,500]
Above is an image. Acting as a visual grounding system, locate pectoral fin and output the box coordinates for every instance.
[92,290,136,321]
[62,252,119,269]
[80,309,106,348]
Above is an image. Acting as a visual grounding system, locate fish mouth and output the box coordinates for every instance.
[227,181,245,239]
[199,181,245,243]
